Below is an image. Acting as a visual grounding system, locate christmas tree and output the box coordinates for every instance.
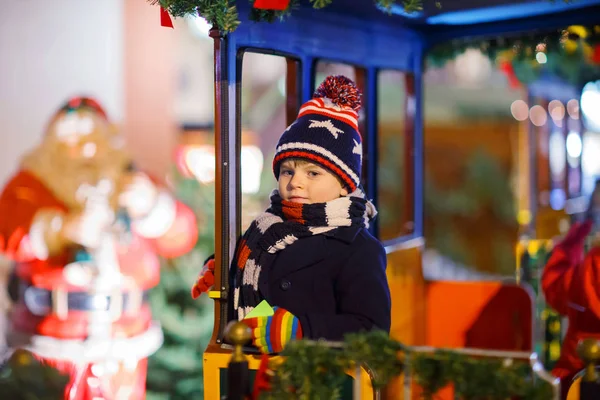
[146,168,215,400]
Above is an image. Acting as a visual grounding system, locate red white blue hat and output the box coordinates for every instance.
[273,75,363,192]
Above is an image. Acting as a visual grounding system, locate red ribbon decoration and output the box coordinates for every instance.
[499,61,520,89]
[253,0,290,10]
[160,6,174,28]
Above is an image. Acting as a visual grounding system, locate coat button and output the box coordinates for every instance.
[280,280,291,291]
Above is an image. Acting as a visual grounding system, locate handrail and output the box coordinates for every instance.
[409,345,531,359]
[383,235,425,254]
[405,346,560,400]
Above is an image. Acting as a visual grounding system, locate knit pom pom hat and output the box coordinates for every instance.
[273,75,363,192]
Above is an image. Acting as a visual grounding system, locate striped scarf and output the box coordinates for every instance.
[232,188,377,320]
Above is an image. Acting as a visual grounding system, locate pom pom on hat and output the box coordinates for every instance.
[273,75,363,192]
[313,75,362,112]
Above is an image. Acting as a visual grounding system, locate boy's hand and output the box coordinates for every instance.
[191,258,215,299]
[242,307,303,354]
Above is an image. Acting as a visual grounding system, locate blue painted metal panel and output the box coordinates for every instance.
[233,1,421,71]
[299,55,315,103]
[365,67,379,237]
[411,46,425,240]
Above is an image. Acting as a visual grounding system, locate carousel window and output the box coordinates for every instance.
[240,52,291,230]
[377,69,413,240]
[314,61,356,86]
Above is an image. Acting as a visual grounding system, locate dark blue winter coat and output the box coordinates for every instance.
[253,225,391,341]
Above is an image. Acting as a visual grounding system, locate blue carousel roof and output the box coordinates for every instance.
[317,0,600,25]
[405,0,600,25]
[233,1,600,49]
[273,0,600,43]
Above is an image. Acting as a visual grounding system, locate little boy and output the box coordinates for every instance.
[192,75,391,354]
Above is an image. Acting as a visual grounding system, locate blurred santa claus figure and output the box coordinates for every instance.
[0,96,197,399]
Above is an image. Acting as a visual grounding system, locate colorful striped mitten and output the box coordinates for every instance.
[191,257,215,299]
[243,307,303,354]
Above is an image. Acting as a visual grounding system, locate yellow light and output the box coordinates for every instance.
[517,209,532,225]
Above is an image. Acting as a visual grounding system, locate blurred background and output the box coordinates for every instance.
[1,1,599,398]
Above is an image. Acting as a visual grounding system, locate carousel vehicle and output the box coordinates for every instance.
[156,0,600,398]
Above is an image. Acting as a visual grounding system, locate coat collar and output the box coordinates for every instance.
[264,225,363,283]
[325,225,362,244]
[267,234,328,282]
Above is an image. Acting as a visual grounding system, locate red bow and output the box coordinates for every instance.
[161,6,174,28]
[253,0,290,10]
[161,1,290,29]
[499,61,520,89]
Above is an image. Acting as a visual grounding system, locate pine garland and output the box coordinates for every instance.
[150,0,425,33]
[411,352,553,400]
[151,0,588,34]
[261,331,554,399]
[428,25,600,85]
[152,0,240,32]
[259,332,405,399]
[145,167,215,399]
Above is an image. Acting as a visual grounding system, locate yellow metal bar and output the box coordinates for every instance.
[203,351,375,399]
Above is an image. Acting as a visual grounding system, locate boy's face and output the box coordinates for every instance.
[278,159,348,204]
